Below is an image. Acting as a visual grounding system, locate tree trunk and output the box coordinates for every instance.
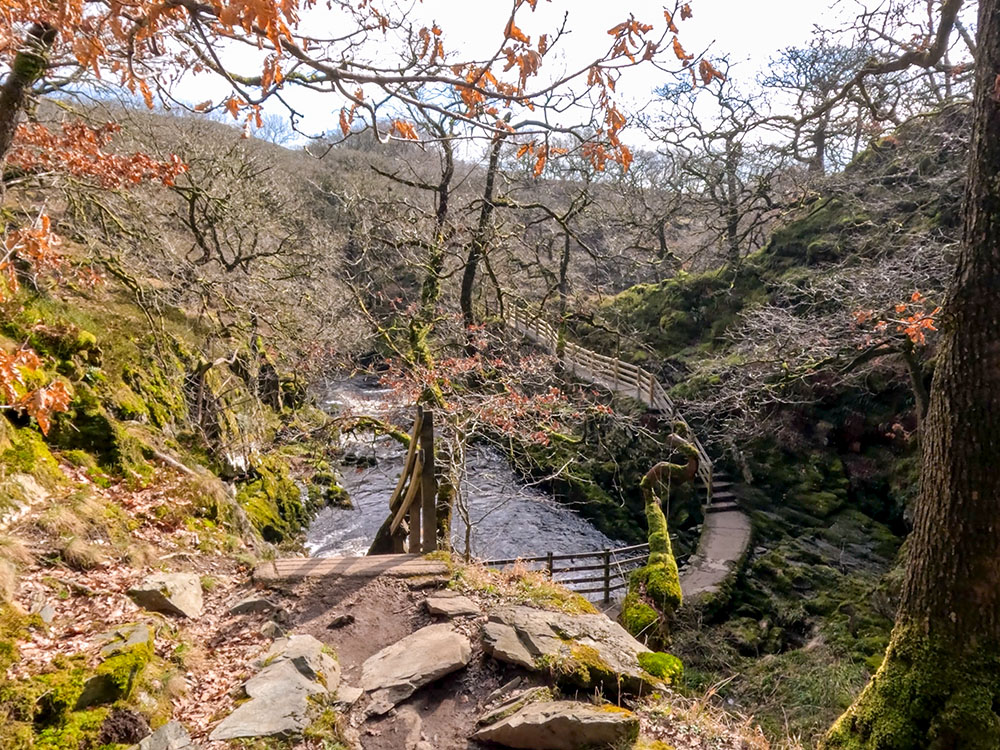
[0,23,55,190]
[723,138,742,269]
[459,133,505,336]
[557,232,571,320]
[823,2,1000,747]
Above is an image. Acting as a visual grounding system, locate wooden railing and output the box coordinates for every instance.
[507,306,714,502]
[370,405,438,555]
[484,542,651,602]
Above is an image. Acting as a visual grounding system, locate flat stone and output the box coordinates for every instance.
[425,592,479,618]
[479,687,551,725]
[210,634,340,741]
[229,595,279,616]
[332,683,363,710]
[99,623,154,657]
[360,623,471,707]
[209,691,311,740]
[261,620,284,638]
[128,573,203,619]
[473,701,639,750]
[482,606,659,694]
[245,659,328,700]
[260,634,340,690]
[133,721,193,750]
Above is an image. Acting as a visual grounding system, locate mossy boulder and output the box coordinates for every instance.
[50,384,150,476]
[236,454,309,543]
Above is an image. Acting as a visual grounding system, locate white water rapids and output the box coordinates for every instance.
[305,376,623,562]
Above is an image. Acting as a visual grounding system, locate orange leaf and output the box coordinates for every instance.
[505,19,530,44]
[672,36,694,62]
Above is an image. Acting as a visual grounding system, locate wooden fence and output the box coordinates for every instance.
[378,404,438,554]
[484,542,651,602]
[507,306,714,501]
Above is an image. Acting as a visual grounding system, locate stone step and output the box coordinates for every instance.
[711,490,738,502]
[705,501,740,514]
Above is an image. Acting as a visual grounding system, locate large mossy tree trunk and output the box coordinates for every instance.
[823,2,1000,747]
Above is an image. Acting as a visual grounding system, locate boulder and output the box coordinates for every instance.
[128,574,203,618]
[473,701,639,750]
[259,634,341,689]
[209,692,313,740]
[132,720,193,750]
[425,591,479,618]
[482,605,661,694]
[209,634,340,741]
[360,623,471,709]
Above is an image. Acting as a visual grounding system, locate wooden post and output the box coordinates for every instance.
[603,548,612,603]
[420,408,438,552]
[546,551,554,578]
[408,466,421,552]
[613,358,619,392]
[648,372,655,409]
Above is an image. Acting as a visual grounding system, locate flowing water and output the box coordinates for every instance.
[305,376,623,562]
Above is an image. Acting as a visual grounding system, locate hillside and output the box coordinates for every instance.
[0,95,976,750]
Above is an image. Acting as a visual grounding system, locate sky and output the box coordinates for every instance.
[179,0,851,145]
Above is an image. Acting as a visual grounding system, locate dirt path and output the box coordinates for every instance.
[287,575,510,750]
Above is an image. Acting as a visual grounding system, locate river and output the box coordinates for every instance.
[305,376,624,562]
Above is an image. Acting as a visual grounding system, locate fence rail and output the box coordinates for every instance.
[507,306,714,501]
[484,542,651,602]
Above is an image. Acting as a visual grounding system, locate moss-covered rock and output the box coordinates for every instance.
[236,454,309,543]
[50,384,151,477]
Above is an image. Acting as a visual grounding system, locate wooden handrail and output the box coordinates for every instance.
[507,304,715,504]
[484,541,651,602]
[371,405,439,555]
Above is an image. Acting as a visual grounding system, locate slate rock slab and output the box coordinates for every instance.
[128,574,203,618]
[209,634,340,741]
[473,700,639,750]
[259,634,341,688]
[425,591,480,618]
[360,623,472,709]
[482,605,660,694]
[131,721,193,750]
[99,623,154,657]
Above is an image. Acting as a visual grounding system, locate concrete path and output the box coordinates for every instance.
[678,509,752,601]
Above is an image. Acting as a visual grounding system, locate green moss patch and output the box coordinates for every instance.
[638,651,684,684]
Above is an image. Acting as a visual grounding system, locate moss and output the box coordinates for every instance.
[50,384,150,477]
[236,454,308,543]
[0,424,63,487]
[823,620,1000,750]
[540,643,623,691]
[637,651,684,684]
[34,707,110,750]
